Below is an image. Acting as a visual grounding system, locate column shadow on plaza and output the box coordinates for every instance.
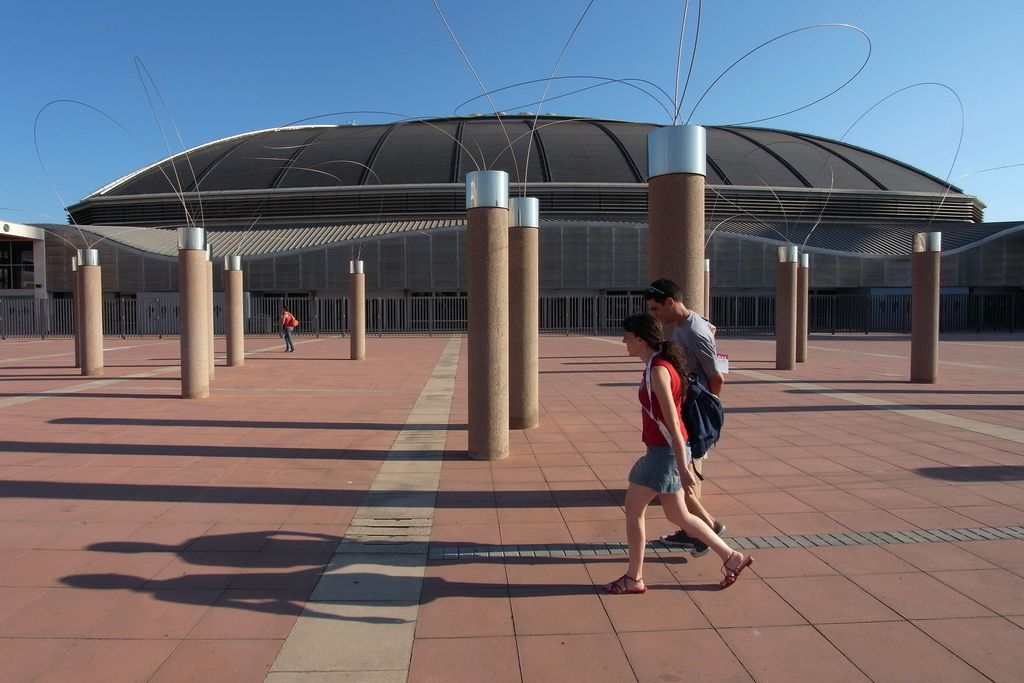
[915,465,1024,482]
[50,417,465,431]
[0,441,457,461]
[0,481,627,507]
[55,531,698,626]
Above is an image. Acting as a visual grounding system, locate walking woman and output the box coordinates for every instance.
[605,313,753,593]
[280,305,297,352]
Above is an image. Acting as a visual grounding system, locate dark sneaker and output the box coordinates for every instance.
[691,521,726,557]
[659,529,697,547]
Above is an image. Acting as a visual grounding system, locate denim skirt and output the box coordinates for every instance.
[628,445,681,494]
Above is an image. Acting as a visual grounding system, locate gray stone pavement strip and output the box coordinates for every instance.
[269,337,460,680]
[416,525,1024,560]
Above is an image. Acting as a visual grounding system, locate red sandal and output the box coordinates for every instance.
[720,552,754,589]
[604,574,647,594]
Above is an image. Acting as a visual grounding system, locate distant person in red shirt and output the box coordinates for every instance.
[280,306,297,352]
[605,313,752,593]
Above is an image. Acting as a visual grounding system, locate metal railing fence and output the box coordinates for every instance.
[1,292,1021,338]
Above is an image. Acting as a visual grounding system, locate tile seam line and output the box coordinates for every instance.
[742,337,1023,372]
[267,336,460,680]
[587,334,1024,443]
[0,337,178,365]
[0,338,325,410]
[728,368,1024,446]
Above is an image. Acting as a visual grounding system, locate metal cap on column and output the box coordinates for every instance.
[776,245,798,370]
[178,226,206,251]
[467,170,510,460]
[177,227,209,398]
[81,248,99,266]
[648,125,707,315]
[509,196,539,430]
[797,252,810,363]
[349,259,366,360]
[223,255,244,367]
[78,248,103,376]
[911,231,942,383]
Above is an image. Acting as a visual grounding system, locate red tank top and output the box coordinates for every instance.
[639,355,688,446]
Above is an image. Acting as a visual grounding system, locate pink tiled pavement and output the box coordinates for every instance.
[1,332,1023,681]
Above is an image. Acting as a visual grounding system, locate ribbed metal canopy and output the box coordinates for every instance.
[40,219,1022,259]
[88,115,959,198]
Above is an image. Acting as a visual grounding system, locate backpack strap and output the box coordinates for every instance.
[644,355,692,468]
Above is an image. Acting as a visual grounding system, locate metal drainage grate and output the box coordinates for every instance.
[426,526,1024,560]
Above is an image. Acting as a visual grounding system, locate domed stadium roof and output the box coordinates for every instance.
[90,115,959,197]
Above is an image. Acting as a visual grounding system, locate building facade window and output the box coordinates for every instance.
[0,240,34,290]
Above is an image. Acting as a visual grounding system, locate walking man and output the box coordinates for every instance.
[645,278,727,555]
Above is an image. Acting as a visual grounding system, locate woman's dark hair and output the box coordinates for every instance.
[622,313,689,383]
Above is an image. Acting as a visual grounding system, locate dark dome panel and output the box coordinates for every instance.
[193,128,327,192]
[457,119,545,183]
[708,128,804,187]
[737,129,880,191]
[541,120,638,183]
[372,121,460,184]
[586,121,651,183]
[278,126,384,188]
[802,137,952,193]
[88,116,965,199]
[108,143,229,196]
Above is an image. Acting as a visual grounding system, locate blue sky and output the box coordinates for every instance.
[2,0,1022,223]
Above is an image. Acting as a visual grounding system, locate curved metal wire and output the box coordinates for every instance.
[957,162,1024,178]
[32,99,196,248]
[705,185,794,244]
[837,82,964,229]
[704,212,746,247]
[674,0,703,125]
[686,23,871,125]
[524,0,596,193]
[453,75,675,121]
[433,0,518,180]
[672,0,692,125]
[134,57,206,230]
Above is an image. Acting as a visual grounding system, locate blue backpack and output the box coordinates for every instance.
[683,378,724,459]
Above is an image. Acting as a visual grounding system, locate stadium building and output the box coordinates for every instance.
[3,114,1023,333]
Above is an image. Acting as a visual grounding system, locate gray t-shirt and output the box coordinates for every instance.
[671,311,719,389]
